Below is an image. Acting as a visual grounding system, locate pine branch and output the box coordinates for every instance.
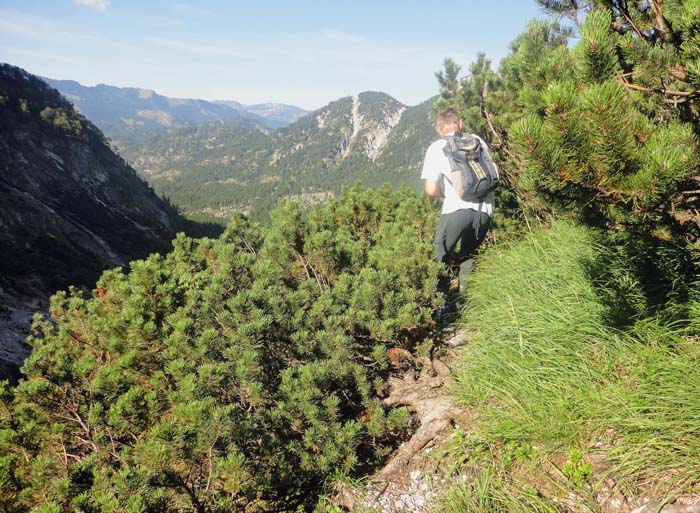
[648,0,680,46]
[477,75,517,182]
[610,0,646,39]
[537,0,588,26]
[616,74,700,101]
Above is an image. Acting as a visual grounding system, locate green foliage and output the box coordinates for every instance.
[434,58,462,113]
[449,221,700,503]
[40,106,86,137]
[562,448,592,487]
[0,185,441,512]
[574,9,619,82]
[436,1,700,246]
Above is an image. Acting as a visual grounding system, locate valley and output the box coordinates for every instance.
[46,79,436,222]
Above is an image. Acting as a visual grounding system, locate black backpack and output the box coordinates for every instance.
[442,133,499,201]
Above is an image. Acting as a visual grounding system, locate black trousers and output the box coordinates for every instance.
[434,208,491,294]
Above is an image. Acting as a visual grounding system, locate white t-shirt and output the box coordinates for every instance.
[421,133,495,216]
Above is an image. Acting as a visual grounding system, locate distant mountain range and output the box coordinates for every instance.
[215,100,309,129]
[118,92,436,220]
[43,77,309,140]
[44,75,437,223]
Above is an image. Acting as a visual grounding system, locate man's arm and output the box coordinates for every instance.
[423,178,443,197]
[421,141,445,198]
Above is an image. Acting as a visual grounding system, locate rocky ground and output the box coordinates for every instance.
[331,327,470,513]
[0,303,33,383]
[329,325,700,513]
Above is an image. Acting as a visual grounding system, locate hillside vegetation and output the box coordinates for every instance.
[117,93,436,221]
[2,0,700,512]
[0,186,443,513]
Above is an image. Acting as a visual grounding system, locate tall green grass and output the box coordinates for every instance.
[447,221,700,507]
[454,222,617,447]
[603,322,700,489]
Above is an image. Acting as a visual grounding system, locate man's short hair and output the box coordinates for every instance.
[436,108,461,131]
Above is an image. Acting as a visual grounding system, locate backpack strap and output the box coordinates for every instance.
[440,135,458,186]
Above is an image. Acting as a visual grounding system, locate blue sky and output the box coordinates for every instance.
[1,1,548,110]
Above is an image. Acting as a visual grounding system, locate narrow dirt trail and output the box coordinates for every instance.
[331,322,700,513]
[334,328,472,512]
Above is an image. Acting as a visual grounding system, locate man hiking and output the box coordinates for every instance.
[421,108,497,314]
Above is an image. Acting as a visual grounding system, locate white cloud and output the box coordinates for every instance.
[74,0,110,12]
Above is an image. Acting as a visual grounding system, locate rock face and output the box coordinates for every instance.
[336,94,405,162]
[0,64,186,380]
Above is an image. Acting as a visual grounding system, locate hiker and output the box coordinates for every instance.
[421,108,498,310]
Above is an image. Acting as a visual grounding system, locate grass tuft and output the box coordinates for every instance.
[444,220,700,508]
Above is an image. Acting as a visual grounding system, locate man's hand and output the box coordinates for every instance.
[423,179,443,198]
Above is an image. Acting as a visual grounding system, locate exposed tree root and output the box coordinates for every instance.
[334,329,473,512]
[376,356,466,481]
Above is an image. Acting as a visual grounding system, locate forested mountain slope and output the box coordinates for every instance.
[0,64,188,379]
[118,93,436,220]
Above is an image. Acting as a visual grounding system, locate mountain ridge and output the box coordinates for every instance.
[41,74,437,223]
[43,77,310,139]
[0,64,192,380]
[117,91,436,220]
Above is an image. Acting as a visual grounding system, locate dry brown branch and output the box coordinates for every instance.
[74,435,99,453]
[617,77,699,98]
[616,4,645,39]
[648,0,677,44]
[239,235,256,255]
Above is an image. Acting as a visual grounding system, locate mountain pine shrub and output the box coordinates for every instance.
[436,1,700,249]
[0,185,441,513]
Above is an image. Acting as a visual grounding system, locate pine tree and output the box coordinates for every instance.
[436,1,700,247]
[0,185,441,513]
